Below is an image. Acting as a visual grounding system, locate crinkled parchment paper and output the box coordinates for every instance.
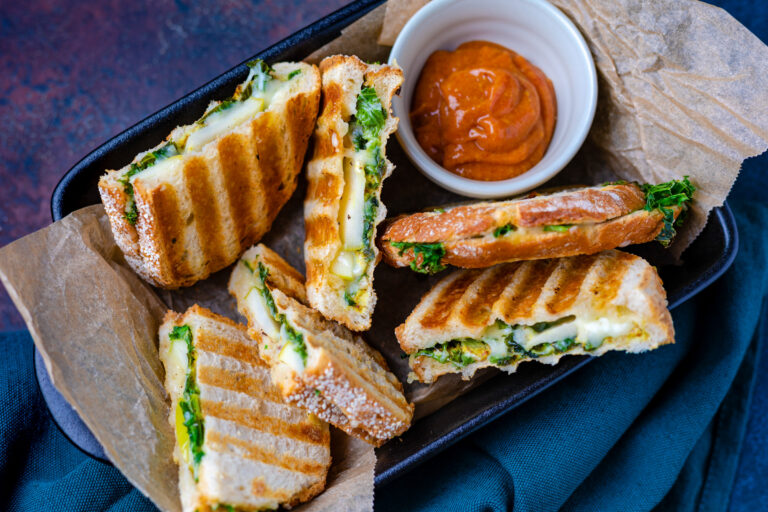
[2,0,768,510]
[0,204,374,512]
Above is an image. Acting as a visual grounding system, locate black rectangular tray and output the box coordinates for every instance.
[49,0,738,487]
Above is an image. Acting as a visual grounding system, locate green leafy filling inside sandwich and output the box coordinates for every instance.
[241,259,308,372]
[332,86,388,308]
[390,178,696,274]
[389,242,446,274]
[413,316,644,369]
[117,60,303,225]
[641,176,696,246]
[167,324,205,481]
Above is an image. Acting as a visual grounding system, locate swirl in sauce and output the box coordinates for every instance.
[411,41,557,181]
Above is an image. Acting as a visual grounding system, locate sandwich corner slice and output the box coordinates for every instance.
[304,55,404,331]
[229,244,413,446]
[396,250,674,383]
[100,60,321,289]
[159,304,331,511]
[379,178,695,273]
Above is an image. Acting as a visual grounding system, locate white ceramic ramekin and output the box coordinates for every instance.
[389,0,597,199]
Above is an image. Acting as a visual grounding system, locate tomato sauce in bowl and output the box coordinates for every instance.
[410,41,557,182]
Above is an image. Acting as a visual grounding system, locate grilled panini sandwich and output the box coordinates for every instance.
[100,60,321,288]
[396,250,674,383]
[379,179,695,274]
[159,305,331,511]
[304,55,404,330]
[229,244,413,446]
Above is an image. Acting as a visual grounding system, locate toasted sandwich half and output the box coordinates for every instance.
[304,55,404,331]
[228,244,413,446]
[396,250,674,383]
[100,60,321,289]
[379,179,695,274]
[159,305,331,511]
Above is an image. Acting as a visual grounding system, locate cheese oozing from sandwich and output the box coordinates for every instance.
[329,86,388,309]
[412,315,640,368]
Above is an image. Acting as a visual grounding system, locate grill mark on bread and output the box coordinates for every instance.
[545,254,599,315]
[308,172,341,207]
[230,243,414,445]
[591,251,633,309]
[250,477,291,504]
[206,430,328,477]
[459,264,521,328]
[499,259,558,321]
[218,132,259,247]
[203,401,329,446]
[99,64,321,289]
[195,334,263,367]
[396,250,675,383]
[421,271,479,329]
[197,366,284,403]
[142,183,188,283]
[184,156,228,272]
[251,113,283,216]
[305,216,337,248]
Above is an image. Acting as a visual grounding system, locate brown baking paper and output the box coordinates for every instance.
[0,204,374,512]
[379,0,768,257]
[2,1,768,509]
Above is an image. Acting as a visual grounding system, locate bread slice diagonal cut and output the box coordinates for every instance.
[379,182,685,272]
[229,244,413,446]
[100,60,321,289]
[395,250,675,383]
[158,305,331,512]
[304,55,404,331]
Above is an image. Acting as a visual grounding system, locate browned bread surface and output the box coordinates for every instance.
[100,62,321,289]
[229,244,414,446]
[158,305,331,511]
[304,55,404,331]
[395,250,674,383]
[379,184,679,270]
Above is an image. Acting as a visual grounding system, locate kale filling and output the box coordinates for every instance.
[242,259,308,366]
[390,241,446,274]
[413,317,591,369]
[641,177,696,246]
[493,224,516,237]
[342,86,387,307]
[169,324,205,481]
[119,142,179,225]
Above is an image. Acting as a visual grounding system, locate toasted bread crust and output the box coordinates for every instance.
[159,305,331,511]
[229,244,413,445]
[380,184,679,269]
[100,62,321,288]
[395,250,674,382]
[304,55,403,331]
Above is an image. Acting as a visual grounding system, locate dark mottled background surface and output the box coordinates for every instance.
[0,0,347,328]
[0,0,766,508]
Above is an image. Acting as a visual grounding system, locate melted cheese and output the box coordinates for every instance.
[278,337,306,373]
[131,155,184,186]
[244,286,279,340]
[511,317,632,351]
[332,250,367,279]
[185,97,265,152]
[166,337,189,393]
[338,157,366,251]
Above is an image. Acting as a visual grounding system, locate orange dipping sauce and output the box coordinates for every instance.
[411,41,557,181]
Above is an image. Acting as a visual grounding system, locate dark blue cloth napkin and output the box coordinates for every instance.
[2,1,767,510]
